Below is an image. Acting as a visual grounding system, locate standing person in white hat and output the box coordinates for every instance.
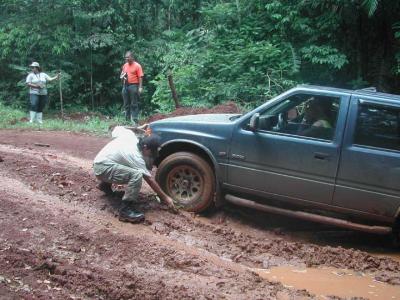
[26,62,60,124]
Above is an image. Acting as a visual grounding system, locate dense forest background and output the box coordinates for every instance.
[0,0,399,116]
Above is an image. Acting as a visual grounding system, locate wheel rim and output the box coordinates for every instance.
[166,165,203,203]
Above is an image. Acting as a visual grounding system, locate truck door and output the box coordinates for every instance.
[227,91,349,205]
[333,96,400,219]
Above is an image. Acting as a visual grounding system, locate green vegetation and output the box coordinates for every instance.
[0,0,399,119]
[0,102,119,134]
[0,102,26,127]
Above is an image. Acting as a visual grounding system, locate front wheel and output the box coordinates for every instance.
[156,152,215,213]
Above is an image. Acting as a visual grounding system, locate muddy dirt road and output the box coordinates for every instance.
[1,129,400,299]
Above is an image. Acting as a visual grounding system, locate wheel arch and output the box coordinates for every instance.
[155,140,219,175]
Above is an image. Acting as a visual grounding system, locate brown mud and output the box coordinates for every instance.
[1,128,399,299]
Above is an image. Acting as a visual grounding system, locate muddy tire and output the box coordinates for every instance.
[156,152,215,213]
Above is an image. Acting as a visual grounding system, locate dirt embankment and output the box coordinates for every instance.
[145,101,241,123]
[0,129,399,299]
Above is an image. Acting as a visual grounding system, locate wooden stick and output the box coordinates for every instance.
[59,69,64,120]
[124,123,149,134]
[167,73,181,109]
[34,143,50,147]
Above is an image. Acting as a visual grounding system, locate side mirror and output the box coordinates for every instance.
[249,113,260,131]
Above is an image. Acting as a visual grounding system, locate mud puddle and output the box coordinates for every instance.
[255,266,400,299]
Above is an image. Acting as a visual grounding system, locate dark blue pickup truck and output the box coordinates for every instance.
[150,85,400,238]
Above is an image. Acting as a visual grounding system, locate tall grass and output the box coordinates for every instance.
[0,102,127,135]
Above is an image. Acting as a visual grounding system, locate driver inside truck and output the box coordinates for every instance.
[298,97,333,138]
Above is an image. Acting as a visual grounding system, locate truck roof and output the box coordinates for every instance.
[297,84,400,102]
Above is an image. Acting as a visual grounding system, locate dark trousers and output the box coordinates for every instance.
[122,84,140,122]
[29,94,48,112]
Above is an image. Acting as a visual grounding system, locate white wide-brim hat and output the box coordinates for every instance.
[29,62,40,68]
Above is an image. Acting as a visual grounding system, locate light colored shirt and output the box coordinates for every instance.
[26,72,51,95]
[313,119,332,128]
[94,126,150,177]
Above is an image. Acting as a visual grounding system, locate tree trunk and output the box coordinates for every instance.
[167,73,181,109]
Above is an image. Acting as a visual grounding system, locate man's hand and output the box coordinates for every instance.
[143,176,179,214]
[165,196,179,214]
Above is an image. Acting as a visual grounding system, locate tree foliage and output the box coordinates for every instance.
[0,0,399,114]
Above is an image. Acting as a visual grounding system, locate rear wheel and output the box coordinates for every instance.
[156,152,215,212]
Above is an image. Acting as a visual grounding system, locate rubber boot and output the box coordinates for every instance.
[118,202,144,223]
[130,113,137,126]
[29,111,36,123]
[36,112,43,124]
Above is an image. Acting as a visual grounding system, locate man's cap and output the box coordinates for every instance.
[29,62,40,68]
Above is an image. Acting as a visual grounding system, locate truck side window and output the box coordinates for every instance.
[259,94,340,141]
[354,103,400,151]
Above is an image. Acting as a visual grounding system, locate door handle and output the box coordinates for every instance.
[314,152,330,160]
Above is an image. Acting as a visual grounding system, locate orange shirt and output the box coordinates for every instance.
[122,62,144,84]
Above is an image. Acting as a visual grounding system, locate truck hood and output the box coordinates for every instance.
[151,113,241,125]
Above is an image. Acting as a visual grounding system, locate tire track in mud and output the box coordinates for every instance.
[1,144,399,284]
[146,211,400,284]
[0,179,306,299]
[0,149,311,299]
[0,141,399,298]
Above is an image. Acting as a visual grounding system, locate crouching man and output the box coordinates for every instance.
[93,126,176,223]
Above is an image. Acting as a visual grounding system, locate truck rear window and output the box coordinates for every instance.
[354,102,400,151]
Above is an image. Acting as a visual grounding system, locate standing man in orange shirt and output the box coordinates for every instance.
[120,51,144,124]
